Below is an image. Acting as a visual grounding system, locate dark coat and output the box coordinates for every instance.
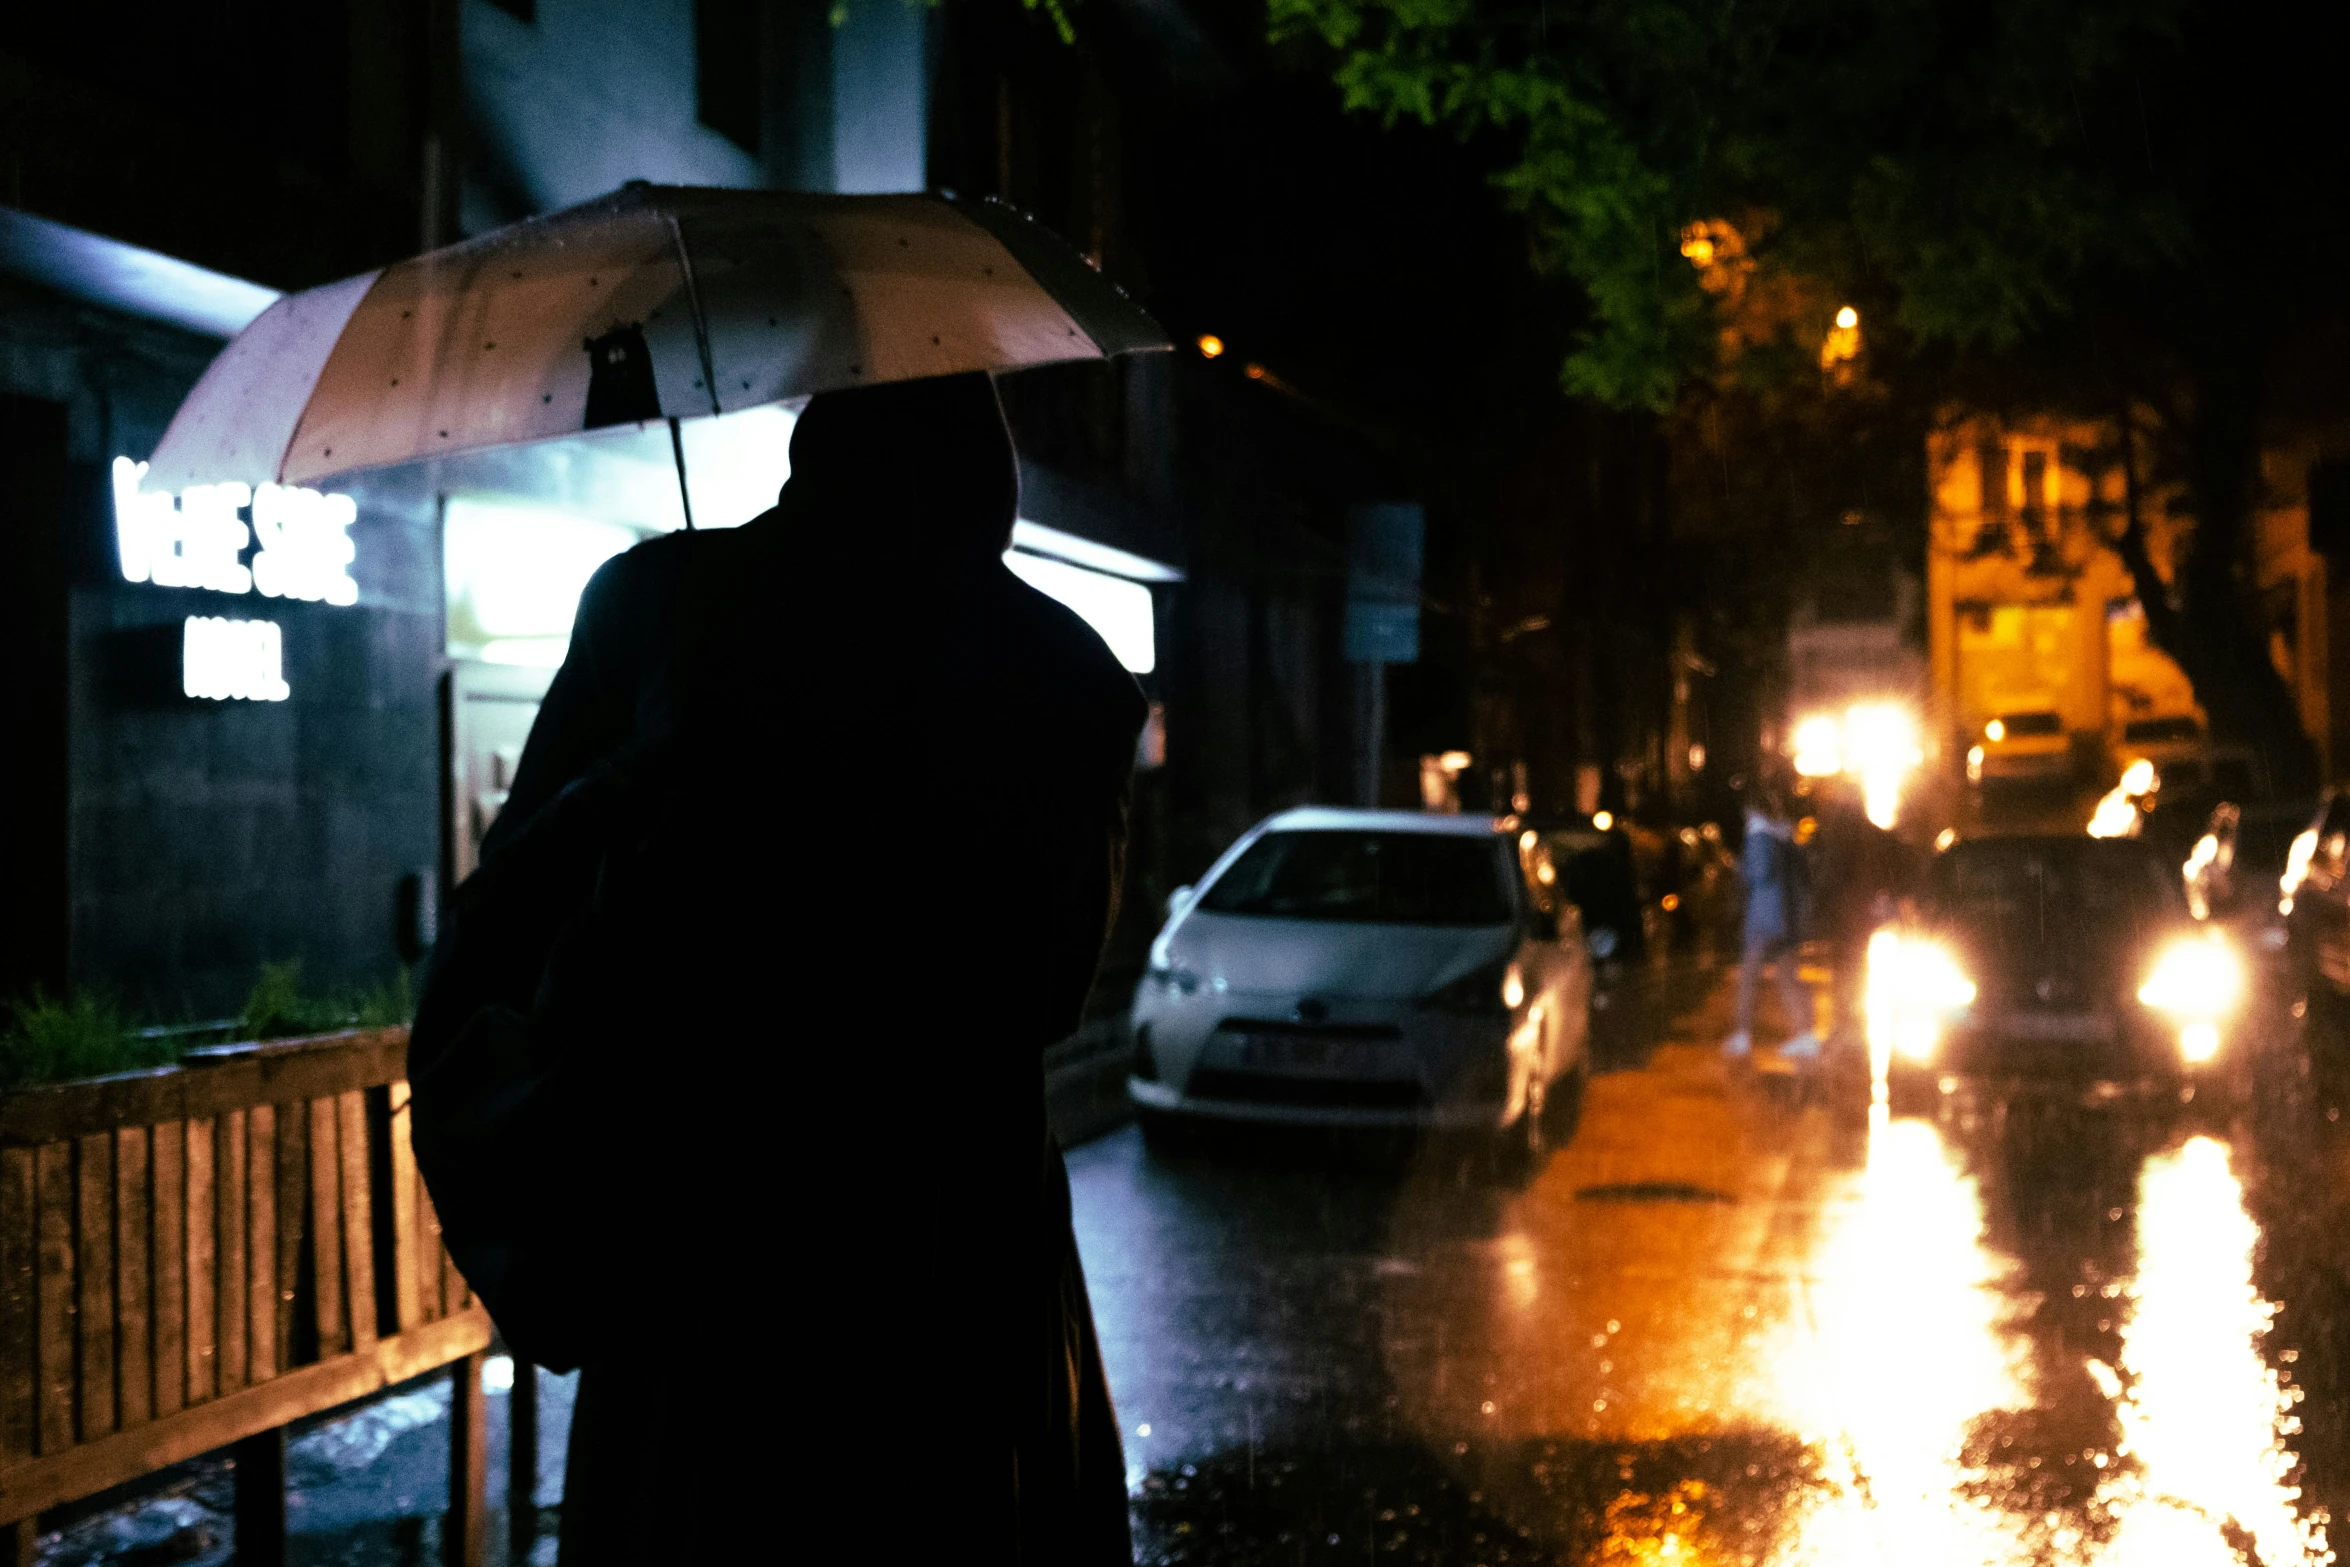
[409,379,1144,1563]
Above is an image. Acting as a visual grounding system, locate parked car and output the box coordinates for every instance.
[2183,798,2307,960]
[2281,789,2350,1005]
[1537,819,1646,966]
[1967,710,2071,787]
[1128,807,1593,1172]
[2118,713,2205,768]
[2116,715,2263,801]
[1871,835,2244,1103]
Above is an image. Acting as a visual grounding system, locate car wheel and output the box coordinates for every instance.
[1492,1079,1550,1185]
[1542,1058,1590,1144]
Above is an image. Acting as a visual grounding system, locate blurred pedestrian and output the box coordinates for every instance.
[408,373,1143,1564]
[1726,773,1820,1060]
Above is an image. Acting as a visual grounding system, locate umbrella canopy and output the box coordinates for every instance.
[143,185,1168,492]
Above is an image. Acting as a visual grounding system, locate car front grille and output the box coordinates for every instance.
[1184,1068,1430,1111]
[1212,1017,1405,1041]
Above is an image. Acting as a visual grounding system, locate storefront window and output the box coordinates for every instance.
[444,497,648,667]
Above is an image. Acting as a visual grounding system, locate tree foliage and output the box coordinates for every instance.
[1268,0,2186,407]
[1274,0,2348,782]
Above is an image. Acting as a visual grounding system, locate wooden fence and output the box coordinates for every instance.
[0,1028,514,1565]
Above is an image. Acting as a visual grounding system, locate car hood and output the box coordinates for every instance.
[1166,913,1520,1001]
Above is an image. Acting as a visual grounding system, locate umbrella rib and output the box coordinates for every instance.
[665,213,724,420]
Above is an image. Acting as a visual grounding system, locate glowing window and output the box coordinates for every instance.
[444,497,648,668]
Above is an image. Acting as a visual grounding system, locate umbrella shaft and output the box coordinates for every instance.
[668,416,697,532]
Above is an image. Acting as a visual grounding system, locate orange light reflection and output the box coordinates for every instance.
[1775,1108,2033,1564]
[2097,1136,2328,1566]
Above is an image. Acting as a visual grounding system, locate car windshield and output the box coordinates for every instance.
[1196,830,1515,925]
[1997,711,2064,737]
[1926,840,2183,940]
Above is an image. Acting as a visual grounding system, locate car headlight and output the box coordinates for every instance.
[1866,931,1976,1062]
[2138,934,2243,1019]
[1870,933,1977,1011]
[1148,965,1201,995]
[1419,958,1521,1016]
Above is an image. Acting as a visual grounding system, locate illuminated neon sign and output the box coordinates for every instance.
[182,616,289,702]
[112,457,358,607]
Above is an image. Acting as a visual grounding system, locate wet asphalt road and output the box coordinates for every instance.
[1076,958,2350,1566]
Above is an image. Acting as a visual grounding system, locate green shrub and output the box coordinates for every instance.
[0,962,419,1093]
[240,961,414,1040]
[0,993,179,1093]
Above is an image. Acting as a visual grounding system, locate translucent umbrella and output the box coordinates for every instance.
[141,184,1168,523]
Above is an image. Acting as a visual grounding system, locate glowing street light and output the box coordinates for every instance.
[1820,306,1862,371]
[1844,700,1923,829]
[1197,334,1225,359]
[1792,713,1845,777]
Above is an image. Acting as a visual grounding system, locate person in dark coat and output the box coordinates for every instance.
[408,372,1144,1563]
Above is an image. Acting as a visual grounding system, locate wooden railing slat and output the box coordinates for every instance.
[213,1112,247,1393]
[415,1175,446,1323]
[32,1145,72,1454]
[149,1125,185,1421]
[272,1107,302,1375]
[244,1107,276,1385]
[386,1084,421,1333]
[307,1100,347,1357]
[73,1135,115,1443]
[0,1034,496,1538]
[183,1120,216,1408]
[0,1149,34,1466]
[336,1094,378,1351]
[112,1129,152,1431]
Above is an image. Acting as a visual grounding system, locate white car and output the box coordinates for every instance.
[1968,709,2072,786]
[1128,807,1593,1169]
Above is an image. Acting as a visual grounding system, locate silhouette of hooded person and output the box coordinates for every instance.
[410,372,1143,1563]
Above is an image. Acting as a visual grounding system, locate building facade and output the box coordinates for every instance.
[1924,411,2333,796]
[1,0,1389,1019]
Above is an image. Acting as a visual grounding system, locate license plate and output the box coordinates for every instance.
[1232,1034,1402,1076]
[1995,1011,2115,1042]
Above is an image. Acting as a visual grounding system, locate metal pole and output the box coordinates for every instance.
[668,417,697,531]
[508,1360,540,1563]
[232,1427,286,1565]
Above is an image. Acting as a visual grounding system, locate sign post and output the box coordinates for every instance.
[1344,503,1424,808]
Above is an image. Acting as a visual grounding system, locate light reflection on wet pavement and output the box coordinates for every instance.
[1073,964,2342,1564]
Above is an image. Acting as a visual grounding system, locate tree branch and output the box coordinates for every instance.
[2110,402,2190,661]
